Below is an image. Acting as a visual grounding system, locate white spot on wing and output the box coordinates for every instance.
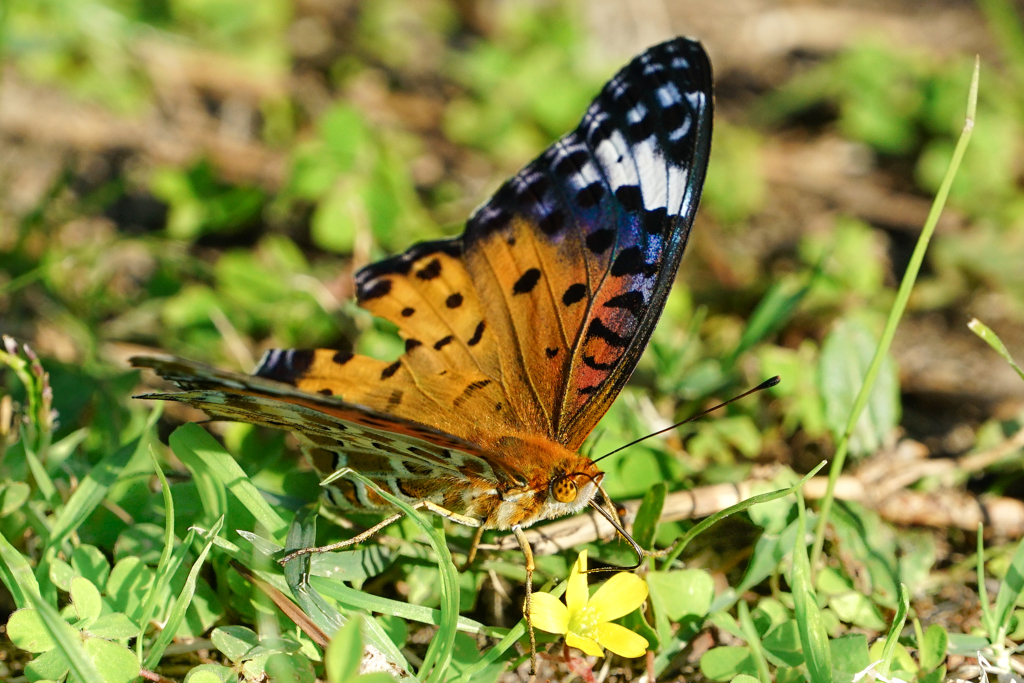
[630,138,668,210]
[657,83,682,107]
[626,102,648,125]
[669,114,692,142]
[593,130,639,191]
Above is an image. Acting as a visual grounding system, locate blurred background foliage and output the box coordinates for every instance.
[3,0,1024,680]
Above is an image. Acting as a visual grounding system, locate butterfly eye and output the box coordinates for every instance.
[551,476,578,503]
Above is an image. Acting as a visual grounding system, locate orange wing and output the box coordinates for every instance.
[257,37,713,450]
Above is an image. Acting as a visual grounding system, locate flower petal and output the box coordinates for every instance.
[529,591,569,635]
[594,622,649,658]
[566,631,604,658]
[588,572,649,622]
[566,551,589,617]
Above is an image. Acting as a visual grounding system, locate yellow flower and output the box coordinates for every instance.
[530,550,650,658]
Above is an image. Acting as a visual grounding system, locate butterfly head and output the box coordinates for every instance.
[549,462,602,505]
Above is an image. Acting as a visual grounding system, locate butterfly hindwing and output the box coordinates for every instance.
[131,355,497,480]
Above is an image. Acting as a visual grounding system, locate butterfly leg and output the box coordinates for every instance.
[460,525,486,571]
[279,509,412,564]
[513,524,538,675]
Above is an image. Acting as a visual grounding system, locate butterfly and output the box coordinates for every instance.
[133,36,713,666]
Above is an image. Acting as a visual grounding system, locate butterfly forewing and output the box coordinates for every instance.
[352,37,713,449]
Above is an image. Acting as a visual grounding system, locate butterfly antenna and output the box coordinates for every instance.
[585,497,644,574]
[591,376,780,465]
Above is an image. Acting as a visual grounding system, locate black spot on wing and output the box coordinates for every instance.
[586,318,629,347]
[611,247,656,277]
[538,210,565,235]
[546,347,559,358]
[332,350,353,365]
[416,259,442,281]
[576,183,604,208]
[604,291,645,316]
[583,354,616,371]
[615,186,643,212]
[446,293,463,308]
[553,149,589,176]
[467,321,486,346]
[405,339,422,352]
[318,388,333,396]
[381,361,402,379]
[586,229,615,255]
[513,268,541,295]
[434,336,453,350]
[401,307,415,317]
[563,283,587,306]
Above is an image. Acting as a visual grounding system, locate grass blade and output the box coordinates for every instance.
[169,423,289,539]
[811,57,980,569]
[968,318,1024,382]
[661,460,826,568]
[0,529,41,609]
[878,584,910,677]
[343,470,459,683]
[143,516,224,669]
[792,491,832,683]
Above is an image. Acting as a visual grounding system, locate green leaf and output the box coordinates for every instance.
[211,625,260,662]
[829,633,870,683]
[819,318,900,457]
[264,652,316,683]
[0,481,30,516]
[326,614,364,683]
[760,621,804,667]
[310,546,395,583]
[46,429,148,552]
[8,608,60,653]
[632,482,667,551]
[83,636,141,683]
[183,663,236,683]
[71,546,111,588]
[699,646,758,681]
[49,558,76,592]
[24,590,104,682]
[828,592,887,631]
[919,623,948,672]
[730,676,762,683]
[85,613,139,640]
[647,569,715,622]
[69,577,103,622]
[24,646,71,681]
[737,519,800,594]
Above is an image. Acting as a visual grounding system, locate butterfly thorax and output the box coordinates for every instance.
[464,433,604,530]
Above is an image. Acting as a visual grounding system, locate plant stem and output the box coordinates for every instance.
[809,57,980,570]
